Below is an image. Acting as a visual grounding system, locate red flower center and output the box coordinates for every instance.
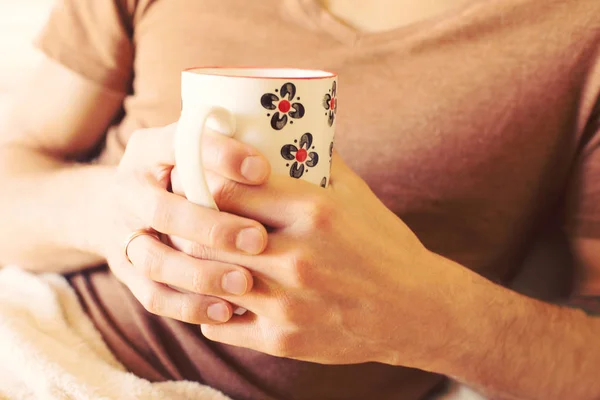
[330,97,335,110]
[295,149,308,162]
[278,100,291,113]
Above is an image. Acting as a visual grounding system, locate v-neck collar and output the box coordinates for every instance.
[286,0,491,47]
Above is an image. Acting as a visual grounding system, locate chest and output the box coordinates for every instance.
[128,0,591,273]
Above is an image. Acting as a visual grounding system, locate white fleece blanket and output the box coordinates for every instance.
[0,266,232,400]
[0,266,485,400]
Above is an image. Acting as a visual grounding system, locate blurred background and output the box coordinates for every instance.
[0,0,53,112]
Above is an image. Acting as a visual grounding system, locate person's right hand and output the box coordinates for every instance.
[94,123,270,325]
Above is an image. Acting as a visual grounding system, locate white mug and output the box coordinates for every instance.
[175,67,338,210]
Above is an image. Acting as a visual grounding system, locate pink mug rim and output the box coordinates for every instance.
[183,66,337,80]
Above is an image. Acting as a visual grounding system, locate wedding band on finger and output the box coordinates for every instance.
[124,229,161,264]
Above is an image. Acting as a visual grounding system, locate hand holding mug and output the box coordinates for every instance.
[101,68,338,325]
[166,68,467,369]
[96,123,270,324]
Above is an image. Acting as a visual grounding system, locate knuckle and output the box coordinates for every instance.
[303,197,334,229]
[190,242,217,260]
[177,297,197,323]
[206,221,223,249]
[287,251,313,287]
[272,289,310,326]
[191,268,210,294]
[148,191,172,230]
[212,179,239,207]
[139,241,165,279]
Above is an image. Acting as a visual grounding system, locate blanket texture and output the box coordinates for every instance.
[0,266,231,400]
[0,266,485,400]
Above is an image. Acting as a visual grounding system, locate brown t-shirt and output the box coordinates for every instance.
[35,0,600,399]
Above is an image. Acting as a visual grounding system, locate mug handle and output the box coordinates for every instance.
[174,105,236,210]
[174,105,248,316]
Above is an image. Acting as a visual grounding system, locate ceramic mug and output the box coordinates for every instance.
[174,67,338,210]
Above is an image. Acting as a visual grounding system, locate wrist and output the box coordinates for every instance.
[416,255,518,376]
[377,250,478,370]
[379,250,512,372]
[419,260,576,392]
[415,252,489,372]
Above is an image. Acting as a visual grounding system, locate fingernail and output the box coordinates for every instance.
[236,227,264,254]
[241,156,269,182]
[222,271,248,295]
[207,303,230,322]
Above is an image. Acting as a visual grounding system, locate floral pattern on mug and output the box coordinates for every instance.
[281,132,319,178]
[322,81,337,126]
[320,177,327,188]
[261,82,305,130]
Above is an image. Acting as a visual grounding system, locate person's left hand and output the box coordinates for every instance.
[172,153,472,369]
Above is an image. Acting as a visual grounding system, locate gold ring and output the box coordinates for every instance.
[123,229,161,264]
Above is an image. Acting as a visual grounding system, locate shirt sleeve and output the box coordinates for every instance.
[565,100,600,238]
[33,0,138,93]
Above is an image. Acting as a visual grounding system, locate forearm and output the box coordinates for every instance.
[423,256,600,400]
[0,144,114,273]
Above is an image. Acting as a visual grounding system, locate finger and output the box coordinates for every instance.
[201,313,269,352]
[113,255,233,325]
[205,171,332,229]
[126,178,267,254]
[201,131,271,185]
[132,278,234,324]
[127,233,253,296]
[164,236,295,316]
[169,232,291,281]
[125,123,270,185]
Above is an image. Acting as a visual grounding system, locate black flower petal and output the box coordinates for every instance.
[328,111,335,127]
[261,93,279,110]
[299,132,313,150]
[323,93,332,110]
[320,177,327,188]
[280,82,296,101]
[331,81,337,97]
[306,152,319,167]
[271,112,288,130]
[289,103,305,119]
[281,144,298,160]
[329,141,334,157]
[289,161,304,178]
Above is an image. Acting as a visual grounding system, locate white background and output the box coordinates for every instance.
[0,0,53,111]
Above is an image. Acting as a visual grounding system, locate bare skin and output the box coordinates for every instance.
[1,1,599,399]
[0,57,271,323]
